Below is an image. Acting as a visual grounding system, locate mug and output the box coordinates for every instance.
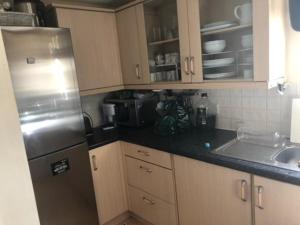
[234,3,252,25]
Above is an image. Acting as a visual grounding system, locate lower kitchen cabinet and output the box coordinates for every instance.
[122,142,178,225]
[128,186,177,225]
[254,176,300,225]
[89,142,128,225]
[174,155,252,225]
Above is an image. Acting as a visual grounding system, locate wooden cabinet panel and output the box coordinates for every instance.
[254,176,300,225]
[128,186,178,225]
[174,155,252,225]
[56,8,123,91]
[122,142,172,169]
[116,5,149,85]
[89,142,128,225]
[125,156,175,204]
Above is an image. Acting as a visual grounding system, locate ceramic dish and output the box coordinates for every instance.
[204,72,235,79]
[204,40,226,54]
[201,21,237,32]
[203,58,234,68]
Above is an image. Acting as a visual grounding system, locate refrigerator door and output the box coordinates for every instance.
[29,142,99,225]
[1,27,85,159]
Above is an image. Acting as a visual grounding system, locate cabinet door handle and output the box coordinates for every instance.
[92,155,98,171]
[137,150,150,157]
[139,165,152,173]
[142,197,155,205]
[184,57,190,75]
[190,56,195,75]
[135,64,141,79]
[240,180,247,202]
[256,186,264,209]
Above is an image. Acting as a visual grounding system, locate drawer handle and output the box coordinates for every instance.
[137,150,150,157]
[240,180,247,202]
[256,186,264,209]
[139,165,152,173]
[92,155,98,171]
[142,197,155,205]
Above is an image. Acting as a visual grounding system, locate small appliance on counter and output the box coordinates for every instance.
[195,93,216,129]
[101,103,117,130]
[105,95,158,128]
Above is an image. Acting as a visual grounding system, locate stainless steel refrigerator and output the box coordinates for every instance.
[0,27,99,225]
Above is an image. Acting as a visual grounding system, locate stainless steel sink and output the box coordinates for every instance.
[213,139,300,172]
[274,147,300,168]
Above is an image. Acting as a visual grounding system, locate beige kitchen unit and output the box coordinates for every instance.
[116,3,149,85]
[89,142,128,225]
[174,155,252,225]
[116,0,286,90]
[55,5,124,95]
[254,176,300,225]
[122,142,178,225]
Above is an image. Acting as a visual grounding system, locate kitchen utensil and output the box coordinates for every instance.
[201,21,237,32]
[234,3,252,25]
[203,58,234,68]
[149,59,156,67]
[204,40,226,54]
[204,72,235,79]
[241,34,253,48]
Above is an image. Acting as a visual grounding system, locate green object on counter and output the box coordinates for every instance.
[154,100,191,136]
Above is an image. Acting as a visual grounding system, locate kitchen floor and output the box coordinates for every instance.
[118,217,145,225]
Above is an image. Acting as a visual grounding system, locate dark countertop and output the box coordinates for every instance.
[87,126,300,186]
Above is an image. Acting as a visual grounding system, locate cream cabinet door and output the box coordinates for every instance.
[174,155,251,225]
[116,4,149,85]
[178,0,203,83]
[89,142,128,225]
[254,176,300,225]
[56,8,123,91]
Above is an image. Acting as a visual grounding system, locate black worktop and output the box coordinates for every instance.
[87,126,300,186]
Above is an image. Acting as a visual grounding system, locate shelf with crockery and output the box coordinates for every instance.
[200,0,254,81]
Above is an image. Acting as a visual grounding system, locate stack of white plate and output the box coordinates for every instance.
[201,21,238,32]
[203,58,234,68]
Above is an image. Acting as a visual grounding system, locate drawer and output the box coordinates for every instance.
[122,142,172,169]
[126,156,175,204]
[128,186,177,225]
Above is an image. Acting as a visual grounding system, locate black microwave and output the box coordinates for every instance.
[105,97,158,127]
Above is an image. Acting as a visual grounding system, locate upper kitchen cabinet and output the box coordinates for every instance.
[55,7,124,93]
[178,0,286,85]
[116,4,150,85]
[143,0,182,83]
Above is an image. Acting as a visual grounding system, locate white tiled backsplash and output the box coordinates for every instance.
[191,84,300,137]
[80,84,300,137]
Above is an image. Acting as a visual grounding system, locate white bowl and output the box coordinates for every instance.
[204,40,226,54]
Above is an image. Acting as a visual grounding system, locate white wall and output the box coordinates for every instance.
[0,36,40,225]
[191,84,300,137]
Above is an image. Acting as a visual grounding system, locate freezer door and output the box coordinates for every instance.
[1,27,85,159]
[29,142,99,225]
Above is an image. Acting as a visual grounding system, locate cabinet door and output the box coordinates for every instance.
[89,142,128,225]
[116,5,149,85]
[56,8,123,91]
[254,176,300,225]
[178,0,203,83]
[174,155,251,225]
